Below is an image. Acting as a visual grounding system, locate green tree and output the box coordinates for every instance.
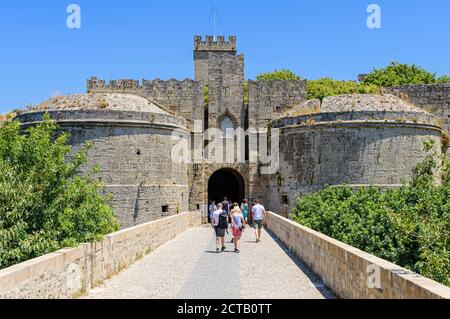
[256,69,302,81]
[363,62,450,87]
[0,115,119,269]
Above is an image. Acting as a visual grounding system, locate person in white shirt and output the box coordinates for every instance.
[208,201,217,223]
[251,199,267,243]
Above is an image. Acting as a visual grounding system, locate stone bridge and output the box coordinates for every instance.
[0,212,448,299]
[85,226,334,299]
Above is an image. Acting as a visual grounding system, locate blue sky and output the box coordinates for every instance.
[0,0,449,113]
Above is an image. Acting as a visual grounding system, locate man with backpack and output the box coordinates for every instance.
[212,203,229,253]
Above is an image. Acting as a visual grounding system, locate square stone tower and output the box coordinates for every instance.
[194,35,244,131]
[194,35,237,82]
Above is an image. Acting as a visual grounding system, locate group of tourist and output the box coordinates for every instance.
[208,198,267,254]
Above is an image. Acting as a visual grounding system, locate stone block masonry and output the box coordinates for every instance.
[86,78,204,132]
[207,53,245,130]
[266,212,450,299]
[0,212,202,299]
[141,79,204,131]
[194,35,237,52]
[382,85,450,129]
[16,109,190,229]
[194,35,237,82]
[382,84,450,156]
[248,80,307,128]
[264,94,444,215]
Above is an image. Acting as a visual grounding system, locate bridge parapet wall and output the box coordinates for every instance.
[267,212,450,299]
[0,212,202,299]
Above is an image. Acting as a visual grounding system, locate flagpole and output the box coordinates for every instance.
[213,0,217,40]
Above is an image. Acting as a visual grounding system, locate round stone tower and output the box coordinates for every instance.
[16,93,189,228]
[267,94,444,215]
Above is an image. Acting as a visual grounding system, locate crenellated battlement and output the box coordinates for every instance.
[194,35,236,52]
[87,77,203,93]
[87,77,140,93]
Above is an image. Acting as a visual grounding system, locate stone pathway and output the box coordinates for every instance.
[85,226,335,299]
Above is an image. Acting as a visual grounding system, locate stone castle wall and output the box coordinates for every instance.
[265,116,442,214]
[194,35,237,52]
[87,78,141,94]
[16,110,190,229]
[85,39,450,217]
[382,84,450,156]
[207,53,245,129]
[382,84,450,132]
[141,79,204,131]
[248,80,308,128]
[87,78,204,132]
[194,35,237,82]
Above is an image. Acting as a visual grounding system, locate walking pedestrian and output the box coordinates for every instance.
[208,201,217,223]
[241,199,249,223]
[230,203,245,253]
[251,199,267,243]
[212,203,228,253]
[222,197,230,215]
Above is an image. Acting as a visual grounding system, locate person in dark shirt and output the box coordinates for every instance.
[222,197,230,214]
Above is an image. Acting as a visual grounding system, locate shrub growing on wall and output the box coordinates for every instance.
[255,64,450,102]
[291,140,450,287]
[254,70,381,101]
[0,115,120,269]
[363,62,450,87]
[256,69,302,81]
[307,78,381,101]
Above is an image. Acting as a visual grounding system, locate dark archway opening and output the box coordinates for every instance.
[208,169,245,204]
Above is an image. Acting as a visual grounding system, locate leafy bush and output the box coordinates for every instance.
[256,69,302,81]
[291,140,450,286]
[204,85,209,104]
[253,64,450,102]
[363,62,450,87]
[307,78,381,101]
[254,70,381,101]
[436,75,450,83]
[0,116,120,269]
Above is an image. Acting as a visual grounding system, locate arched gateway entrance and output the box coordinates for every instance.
[208,169,245,204]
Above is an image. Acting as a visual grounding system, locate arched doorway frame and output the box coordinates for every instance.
[207,167,246,205]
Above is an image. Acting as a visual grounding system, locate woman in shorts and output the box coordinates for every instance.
[230,203,246,253]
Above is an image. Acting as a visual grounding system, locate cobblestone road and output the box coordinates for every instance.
[86,226,335,299]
